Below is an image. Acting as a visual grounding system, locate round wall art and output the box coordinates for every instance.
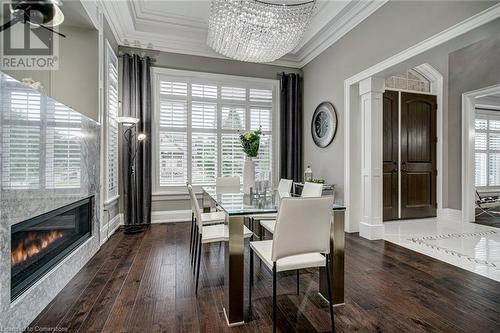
[311,101,337,148]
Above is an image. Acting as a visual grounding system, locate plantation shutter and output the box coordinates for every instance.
[106,42,119,199]
[154,70,275,187]
[475,112,500,188]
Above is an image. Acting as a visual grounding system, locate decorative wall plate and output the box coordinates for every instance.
[311,102,337,148]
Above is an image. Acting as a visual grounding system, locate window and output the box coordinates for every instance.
[105,40,119,200]
[1,76,82,190]
[385,69,431,93]
[475,111,500,188]
[152,68,277,190]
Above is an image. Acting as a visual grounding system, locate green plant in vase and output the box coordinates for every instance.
[240,129,261,194]
[240,129,262,158]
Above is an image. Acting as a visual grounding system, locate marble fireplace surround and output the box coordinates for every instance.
[0,72,101,330]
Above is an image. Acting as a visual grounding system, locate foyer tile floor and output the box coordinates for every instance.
[384,218,500,282]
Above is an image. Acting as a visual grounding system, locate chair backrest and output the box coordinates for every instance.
[301,182,323,197]
[277,178,293,197]
[272,196,333,261]
[187,184,202,228]
[216,176,240,188]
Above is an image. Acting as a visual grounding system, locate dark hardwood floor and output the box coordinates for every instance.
[29,223,500,333]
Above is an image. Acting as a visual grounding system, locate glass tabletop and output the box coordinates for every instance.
[202,186,279,216]
[202,186,346,216]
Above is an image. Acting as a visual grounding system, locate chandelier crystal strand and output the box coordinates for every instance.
[207,0,316,63]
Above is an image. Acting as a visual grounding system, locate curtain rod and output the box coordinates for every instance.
[118,46,157,63]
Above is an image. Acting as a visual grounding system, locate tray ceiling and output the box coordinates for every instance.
[101,0,387,68]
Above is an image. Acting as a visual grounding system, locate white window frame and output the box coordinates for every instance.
[475,109,500,191]
[104,40,120,203]
[151,67,280,194]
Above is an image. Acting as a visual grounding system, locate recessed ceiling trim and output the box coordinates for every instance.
[100,0,388,68]
[131,1,207,30]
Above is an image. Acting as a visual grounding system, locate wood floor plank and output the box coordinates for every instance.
[77,233,143,332]
[27,223,500,333]
[56,234,137,332]
[100,226,156,333]
[31,230,124,328]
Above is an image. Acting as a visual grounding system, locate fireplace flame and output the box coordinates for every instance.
[11,231,64,267]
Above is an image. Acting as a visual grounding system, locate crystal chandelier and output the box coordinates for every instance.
[207,0,316,63]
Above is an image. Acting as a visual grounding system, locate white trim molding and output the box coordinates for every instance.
[358,77,385,240]
[152,210,192,224]
[100,213,123,245]
[437,209,463,222]
[414,64,444,210]
[462,83,500,223]
[344,3,500,234]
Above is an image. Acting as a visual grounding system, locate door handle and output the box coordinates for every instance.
[401,162,407,172]
[393,162,398,173]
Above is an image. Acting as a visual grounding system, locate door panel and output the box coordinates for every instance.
[401,92,437,219]
[383,90,399,221]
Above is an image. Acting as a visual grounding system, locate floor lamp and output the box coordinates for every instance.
[117,116,147,234]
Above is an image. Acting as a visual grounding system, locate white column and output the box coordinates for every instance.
[359,77,385,240]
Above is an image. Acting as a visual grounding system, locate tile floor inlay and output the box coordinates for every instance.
[384,218,500,282]
[408,230,499,269]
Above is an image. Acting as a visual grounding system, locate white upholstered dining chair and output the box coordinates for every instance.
[250,178,293,231]
[187,184,253,294]
[259,181,323,237]
[187,183,226,263]
[249,196,335,333]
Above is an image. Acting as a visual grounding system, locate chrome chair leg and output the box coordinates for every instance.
[326,254,336,333]
[189,212,195,255]
[249,247,254,317]
[296,270,299,295]
[195,237,202,294]
[273,262,277,333]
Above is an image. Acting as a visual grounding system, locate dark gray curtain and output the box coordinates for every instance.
[280,73,303,182]
[121,53,152,226]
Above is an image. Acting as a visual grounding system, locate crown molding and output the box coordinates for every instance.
[130,1,207,30]
[99,0,388,69]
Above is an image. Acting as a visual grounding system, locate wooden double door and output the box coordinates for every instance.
[383,90,437,221]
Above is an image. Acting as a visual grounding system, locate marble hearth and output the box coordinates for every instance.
[0,72,101,330]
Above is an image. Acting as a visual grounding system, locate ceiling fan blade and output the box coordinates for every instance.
[38,24,66,38]
[0,15,24,32]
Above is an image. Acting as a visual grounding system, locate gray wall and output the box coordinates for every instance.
[448,33,500,209]
[51,25,99,120]
[302,1,495,205]
[4,25,99,120]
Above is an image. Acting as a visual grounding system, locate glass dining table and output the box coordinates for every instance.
[201,186,346,327]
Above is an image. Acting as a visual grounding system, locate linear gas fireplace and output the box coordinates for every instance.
[11,197,92,300]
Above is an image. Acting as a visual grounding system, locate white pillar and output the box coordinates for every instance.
[359,77,385,240]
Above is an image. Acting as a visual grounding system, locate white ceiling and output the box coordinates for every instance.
[101,0,387,68]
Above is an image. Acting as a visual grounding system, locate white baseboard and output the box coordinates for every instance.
[151,210,192,224]
[437,208,462,221]
[359,222,385,240]
[100,213,123,244]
